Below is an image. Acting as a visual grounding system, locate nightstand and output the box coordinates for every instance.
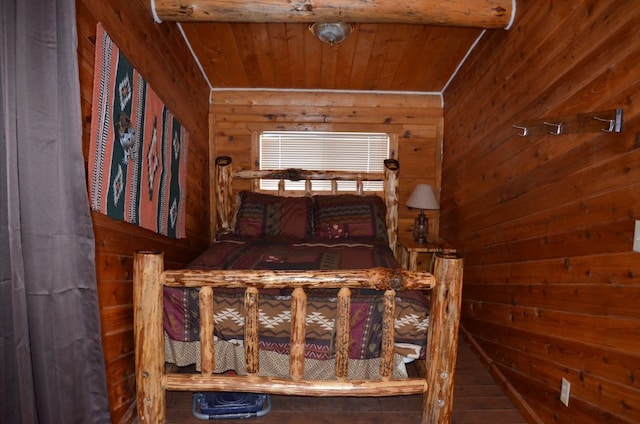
[396,233,456,272]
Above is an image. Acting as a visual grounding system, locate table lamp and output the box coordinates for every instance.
[406,184,439,243]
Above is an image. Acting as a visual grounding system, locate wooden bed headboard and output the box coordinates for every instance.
[213,156,400,253]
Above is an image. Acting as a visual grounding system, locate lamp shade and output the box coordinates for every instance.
[406,184,439,210]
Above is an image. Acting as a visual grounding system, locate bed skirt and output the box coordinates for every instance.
[165,334,411,380]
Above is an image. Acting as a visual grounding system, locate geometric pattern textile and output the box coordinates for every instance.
[164,336,411,380]
[88,23,187,238]
[163,239,430,361]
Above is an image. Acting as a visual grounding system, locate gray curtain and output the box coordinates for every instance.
[1,0,111,423]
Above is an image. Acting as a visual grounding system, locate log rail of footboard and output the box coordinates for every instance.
[133,251,463,424]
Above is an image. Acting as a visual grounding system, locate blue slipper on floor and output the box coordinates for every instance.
[192,392,271,420]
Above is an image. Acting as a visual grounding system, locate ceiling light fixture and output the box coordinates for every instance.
[309,22,352,47]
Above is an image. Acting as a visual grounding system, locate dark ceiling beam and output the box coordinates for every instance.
[151,0,516,29]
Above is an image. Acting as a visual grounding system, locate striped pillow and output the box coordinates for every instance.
[313,195,388,243]
[234,192,313,240]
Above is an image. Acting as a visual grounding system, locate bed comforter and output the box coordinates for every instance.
[163,237,429,368]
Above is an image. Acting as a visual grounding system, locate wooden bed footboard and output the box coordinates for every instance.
[133,252,463,424]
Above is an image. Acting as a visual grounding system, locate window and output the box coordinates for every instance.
[259,131,390,191]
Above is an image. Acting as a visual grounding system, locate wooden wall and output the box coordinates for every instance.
[210,90,443,240]
[442,1,640,423]
[76,0,211,422]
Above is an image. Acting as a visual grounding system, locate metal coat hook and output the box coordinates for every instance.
[593,108,623,132]
[513,125,529,136]
[594,116,616,132]
[544,121,564,135]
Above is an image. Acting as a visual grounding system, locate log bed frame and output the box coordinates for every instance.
[133,157,463,423]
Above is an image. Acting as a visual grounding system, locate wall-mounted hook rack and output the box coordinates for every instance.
[513,108,623,137]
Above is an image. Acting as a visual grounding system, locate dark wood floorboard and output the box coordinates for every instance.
[165,339,527,423]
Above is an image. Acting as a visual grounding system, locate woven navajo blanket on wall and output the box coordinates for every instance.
[88,23,187,238]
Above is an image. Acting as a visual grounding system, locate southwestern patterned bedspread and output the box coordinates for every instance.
[163,237,430,366]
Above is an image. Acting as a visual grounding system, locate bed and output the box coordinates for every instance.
[133,156,463,423]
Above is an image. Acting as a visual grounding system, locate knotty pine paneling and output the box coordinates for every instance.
[463,319,639,392]
[210,90,443,240]
[76,1,211,422]
[179,22,482,92]
[442,1,640,423]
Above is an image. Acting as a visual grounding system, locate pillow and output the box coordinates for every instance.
[313,195,388,243]
[234,191,313,239]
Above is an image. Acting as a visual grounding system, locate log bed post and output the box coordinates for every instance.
[423,254,464,424]
[133,251,166,423]
[384,159,400,255]
[215,156,234,235]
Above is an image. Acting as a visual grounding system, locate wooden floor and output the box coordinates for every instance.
[166,339,527,424]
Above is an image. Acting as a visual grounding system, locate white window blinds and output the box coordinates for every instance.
[259,131,390,191]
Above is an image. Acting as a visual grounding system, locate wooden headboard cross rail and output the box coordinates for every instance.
[214,156,400,253]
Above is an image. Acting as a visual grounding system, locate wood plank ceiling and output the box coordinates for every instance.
[179,22,484,92]
[153,1,516,93]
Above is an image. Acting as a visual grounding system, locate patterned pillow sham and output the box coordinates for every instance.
[313,194,388,243]
[234,191,313,239]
